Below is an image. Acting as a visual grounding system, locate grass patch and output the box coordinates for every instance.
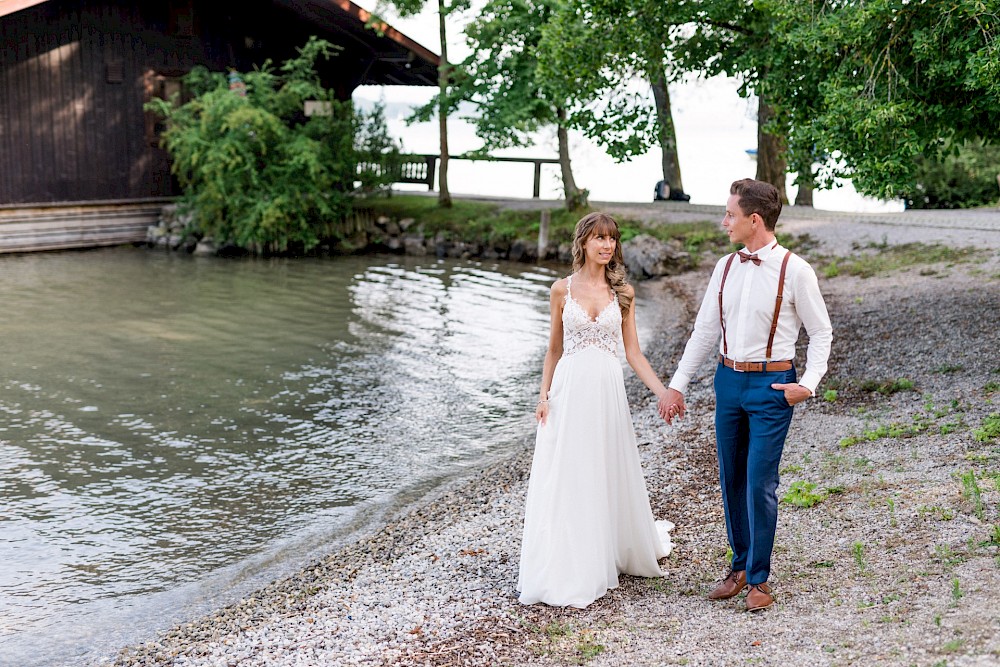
[575,630,605,663]
[781,481,827,508]
[840,417,932,447]
[958,470,985,520]
[360,194,728,263]
[859,377,916,396]
[974,413,1000,442]
[919,505,956,521]
[851,541,867,573]
[817,241,983,278]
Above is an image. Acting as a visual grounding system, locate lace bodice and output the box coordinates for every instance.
[562,275,621,358]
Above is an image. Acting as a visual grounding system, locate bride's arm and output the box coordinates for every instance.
[621,285,669,401]
[536,279,566,424]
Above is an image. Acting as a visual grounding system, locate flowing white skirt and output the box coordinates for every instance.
[517,347,672,608]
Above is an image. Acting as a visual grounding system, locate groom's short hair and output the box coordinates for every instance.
[731,179,782,231]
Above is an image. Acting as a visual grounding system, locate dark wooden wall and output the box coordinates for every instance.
[0,0,370,205]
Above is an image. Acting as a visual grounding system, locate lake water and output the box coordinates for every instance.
[0,247,557,666]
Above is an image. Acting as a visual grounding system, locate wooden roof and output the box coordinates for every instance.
[0,0,440,86]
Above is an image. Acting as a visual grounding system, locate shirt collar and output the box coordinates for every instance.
[746,240,780,262]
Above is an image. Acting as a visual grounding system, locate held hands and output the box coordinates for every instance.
[657,388,686,425]
[772,382,812,406]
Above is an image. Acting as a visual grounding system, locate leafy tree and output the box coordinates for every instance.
[376,0,470,208]
[557,0,687,194]
[148,38,397,254]
[769,0,1000,201]
[424,0,585,209]
[589,0,796,203]
[896,139,1000,209]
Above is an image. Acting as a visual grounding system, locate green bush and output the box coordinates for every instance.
[147,37,398,254]
[897,139,1000,210]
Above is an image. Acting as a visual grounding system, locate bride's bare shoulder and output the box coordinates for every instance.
[550,276,570,297]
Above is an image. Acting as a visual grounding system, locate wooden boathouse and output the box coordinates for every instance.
[0,0,439,252]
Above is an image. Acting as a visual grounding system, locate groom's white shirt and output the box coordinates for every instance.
[667,243,833,396]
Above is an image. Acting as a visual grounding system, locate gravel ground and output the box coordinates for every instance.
[112,207,1000,667]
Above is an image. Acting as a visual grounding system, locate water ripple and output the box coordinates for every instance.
[0,249,556,665]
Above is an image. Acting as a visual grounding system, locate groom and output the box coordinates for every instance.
[659,178,832,611]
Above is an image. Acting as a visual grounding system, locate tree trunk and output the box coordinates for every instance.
[755,93,788,204]
[650,68,683,193]
[794,179,814,207]
[556,107,582,210]
[436,0,452,208]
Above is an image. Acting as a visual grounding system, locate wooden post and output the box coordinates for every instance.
[538,210,550,259]
[425,155,437,191]
[533,161,542,198]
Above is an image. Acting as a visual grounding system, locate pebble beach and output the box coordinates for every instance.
[112,202,1000,667]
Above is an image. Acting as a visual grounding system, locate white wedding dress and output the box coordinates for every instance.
[517,276,673,608]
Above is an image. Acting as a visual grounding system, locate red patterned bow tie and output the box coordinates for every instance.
[738,251,761,265]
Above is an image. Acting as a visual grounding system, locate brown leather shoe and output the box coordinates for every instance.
[707,569,746,600]
[746,582,773,611]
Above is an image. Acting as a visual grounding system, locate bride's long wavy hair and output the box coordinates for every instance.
[571,212,631,317]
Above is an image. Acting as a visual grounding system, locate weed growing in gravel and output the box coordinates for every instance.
[951,577,963,603]
[933,364,965,374]
[840,418,930,447]
[887,496,897,527]
[941,639,964,653]
[919,505,957,521]
[824,389,838,402]
[851,542,867,573]
[782,481,826,508]
[860,378,916,395]
[934,544,966,567]
[985,381,1000,395]
[958,470,985,520]
[974,413,1000,442]
[575,630,605,663]
[545,621,572,638]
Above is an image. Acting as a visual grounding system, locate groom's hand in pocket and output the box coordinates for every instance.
[771,382,811,406]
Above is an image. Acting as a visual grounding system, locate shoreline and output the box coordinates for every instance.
[113,211,1000,666]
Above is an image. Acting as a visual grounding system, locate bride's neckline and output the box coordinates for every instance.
[568,275,616,322]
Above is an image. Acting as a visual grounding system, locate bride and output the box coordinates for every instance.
[517,212,673,609]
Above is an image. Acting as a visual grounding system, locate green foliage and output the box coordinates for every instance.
[781,481,827,508]
[851,541,867,572]
[823,389,838,402]
[768,0,1000,200]
[147,38,397,254]
[859,378,916,396]
[361,196,721,265]
[975,413,1000,442]
[839,415,931,448]
[897,139,1000,209]
[818,242,983,278]
[958,470,985,520]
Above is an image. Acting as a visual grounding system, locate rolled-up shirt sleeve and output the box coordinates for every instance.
[794,264,833,395]
[668,259,725,394]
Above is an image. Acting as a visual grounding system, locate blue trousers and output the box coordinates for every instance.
[714,362,796,585]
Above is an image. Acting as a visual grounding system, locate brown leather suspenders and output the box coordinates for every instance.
[719,249,793,361]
